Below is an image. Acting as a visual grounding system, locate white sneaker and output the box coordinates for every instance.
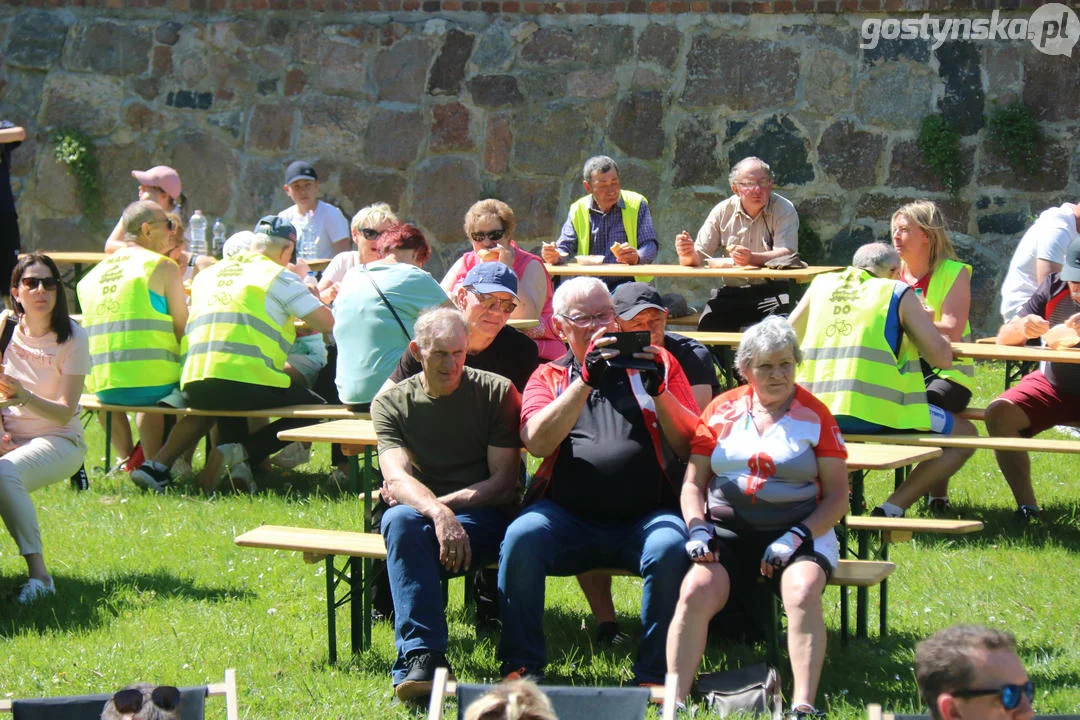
[17,577,55,605]
[217,443,256,494]
[270,442,310,469]
[1055,425,1080,438]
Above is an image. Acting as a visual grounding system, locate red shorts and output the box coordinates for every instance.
[999,370,1080,437]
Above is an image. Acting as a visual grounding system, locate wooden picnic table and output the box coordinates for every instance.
[952,341,1080,364]
[544,262,841,282]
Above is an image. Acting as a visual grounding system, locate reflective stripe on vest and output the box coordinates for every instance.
[925,257,974,390]
[76,245,182,393]
[181,252,296,389]
[570,190,653,282]
[796,267,931,431]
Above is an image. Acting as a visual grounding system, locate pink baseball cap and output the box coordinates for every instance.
[131,165,182,201]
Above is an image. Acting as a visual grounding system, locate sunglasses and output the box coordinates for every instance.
[466,288,517,314]
[150,217,175,231]
[112,685,181,714]
[470,229,505,243]
[953,681,1034,710]
[358,228,382,241]
[20,276,59,291]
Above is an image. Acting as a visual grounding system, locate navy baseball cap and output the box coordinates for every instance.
[284,160,318,186]
[1061,237,1080,283]
[463,262,519,299]
[254,215,297,243]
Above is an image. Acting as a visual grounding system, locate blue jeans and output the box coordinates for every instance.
[381,504,508,684]
[497,500,689,683]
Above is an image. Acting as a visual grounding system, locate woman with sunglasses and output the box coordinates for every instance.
[441,199,563,360]
[162,212,216,289]
[317,202,401,305]
[0,253,90,604]
[104,165,186,254]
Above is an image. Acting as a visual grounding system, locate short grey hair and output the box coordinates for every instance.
[552,276,609,317]
[728,156,773,187]
[735,315,802,380]
[249,231,292,256]
[852,242,900,278]
[413,306,468,351]
[583,155,619,184]
[121,200,165,239]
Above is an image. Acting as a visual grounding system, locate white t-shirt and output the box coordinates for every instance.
[277,200,350,259]
[1000,203,1079,322]
[321,251,362,287]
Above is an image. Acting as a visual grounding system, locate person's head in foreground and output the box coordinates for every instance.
[100,683,181,720]
[377,223,431,267]
[735,315,802,407]
[552,276,617,360]
[852,242,901,280]
[613,281,668,347]
[915,624,1033,720]
[891,199,955,271]
[463,678,558,720]
[122,200,174,255]
[456,261,519,344]
[728,156,774,217]
[351,202,400,264]
[464,198,517,261]
[582,155,622,214]
[132,165,183,213]
[10,252,73,341]
[409,307,469,397]
[252,215,298,266]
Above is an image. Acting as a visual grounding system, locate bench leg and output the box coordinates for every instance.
[104,410,113,470]
[879,543,889,638]
[838,520,849,645]
[326,556,337,663]
[766,595,781,668]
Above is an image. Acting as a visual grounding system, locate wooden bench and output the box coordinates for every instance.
[235,524,894,663]
[844,433,1080,455]
[79,394,367,470]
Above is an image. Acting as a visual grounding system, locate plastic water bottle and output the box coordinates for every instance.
[211,218,226,258]
[298,209,318,264]
[189,209,207,256]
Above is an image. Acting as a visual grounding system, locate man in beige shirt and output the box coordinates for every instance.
[675,156,799,267]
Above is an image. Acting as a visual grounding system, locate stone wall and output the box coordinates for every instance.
[1,5,1079,335]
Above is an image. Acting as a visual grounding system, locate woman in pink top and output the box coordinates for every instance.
[0,253,90,604]
[441,199,563,360]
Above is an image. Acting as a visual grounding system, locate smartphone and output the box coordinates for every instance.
[605,331,655,370]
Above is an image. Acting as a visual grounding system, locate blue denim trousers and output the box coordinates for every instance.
[382,503,509,684]
[497,499,689,683]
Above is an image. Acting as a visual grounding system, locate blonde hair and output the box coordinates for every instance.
[464,199,517,240]
[351,202,400,234]
[463,680,558,720]
[892,200,956,270]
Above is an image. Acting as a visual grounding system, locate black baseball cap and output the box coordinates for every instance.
[612,282,668,320]
[1061,237,1080,283]
[254,215,297,243]
[284,160,318,186]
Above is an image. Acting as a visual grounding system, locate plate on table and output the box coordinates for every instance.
[704,257,734,268]
[575,255,605,266]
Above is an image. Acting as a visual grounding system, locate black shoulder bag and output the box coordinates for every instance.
[362,265,411,341]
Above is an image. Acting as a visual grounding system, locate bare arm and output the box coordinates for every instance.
[997,313,1049,346]
[675,230,704,267]
[934,265,970,341]
[437,445,520,510]
[897,289,952,368]
[690,385,713,414]
[0,126,25,143]
[300,304,334,334]
[800,456,849,537]
[104,218,126,254]
[1035,259,1062,286]
[520,378,591,458]
[787,292,810,339]
[154,259,188,340]
[440,257,466,295]
[0,370,85,426]
[331,237,350,256]
[512,260,547,320]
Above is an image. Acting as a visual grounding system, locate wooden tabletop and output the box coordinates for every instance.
[952,341,1080,364]
[544,262,841,282]
[277,418,377,446]
[845,515,983,534]
[845,433,1080,454]
[235,524,386,558]
[507,317,540,330]
[680,331,743,347]
[34,251,108,264]
[845,442,942,470]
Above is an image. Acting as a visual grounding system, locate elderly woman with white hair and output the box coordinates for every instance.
[666,316,849,718]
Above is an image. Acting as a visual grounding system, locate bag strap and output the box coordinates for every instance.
[362,265,411,342]
[0,311,17,360]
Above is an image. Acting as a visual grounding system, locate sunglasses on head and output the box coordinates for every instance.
[358,228,382,241]
[953,681,1034,710]
[470,229,505,243]
[112,685,181,714]
[20,276,59,291]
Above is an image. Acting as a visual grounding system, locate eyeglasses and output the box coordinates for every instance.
[470,229,505,243]
[20,276,59,291]
[953,681,1034,710]
[734,178,773,190]
[559,310,615,328]
[358,228,382,241]
[151,217,175,231]
[466,288,517,314]
[112,685,181,714]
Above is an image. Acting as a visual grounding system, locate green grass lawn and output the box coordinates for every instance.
[2,362,1080,718]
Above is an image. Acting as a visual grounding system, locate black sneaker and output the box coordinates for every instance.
[1016,505,1041,522]
[594,621,630,647]
[69,464,89,491]
[394,651,451,702]
[785,705,826,720]
[927,497,951,514]
[869,506,887,517]
[130,462,172,493]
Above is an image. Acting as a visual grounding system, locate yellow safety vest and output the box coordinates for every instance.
[797,267,931,430]
[925,258,974,390]
[181,252,296,389]
[570,190,652,282]
[76,245,182,393]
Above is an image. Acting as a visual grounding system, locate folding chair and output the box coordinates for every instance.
[428,667,677,720]
[0,668,238,720]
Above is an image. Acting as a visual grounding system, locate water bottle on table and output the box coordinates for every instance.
[297,210,318,278]
[189,209,207,256]
[212,217,226,258]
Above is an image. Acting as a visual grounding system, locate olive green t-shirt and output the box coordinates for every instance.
[371,366,522,498]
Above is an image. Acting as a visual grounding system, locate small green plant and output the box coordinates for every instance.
[51,127,104,229]
[917,114,965,197]
[987,101,1042,176]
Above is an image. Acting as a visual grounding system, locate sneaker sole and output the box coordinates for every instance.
[394,679,434,702]
[131,471,168,493]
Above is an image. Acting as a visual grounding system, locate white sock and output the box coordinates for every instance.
[880,502,905,518]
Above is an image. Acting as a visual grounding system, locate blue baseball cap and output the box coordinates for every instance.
[254,215,297,243]
[463,262,518,299]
